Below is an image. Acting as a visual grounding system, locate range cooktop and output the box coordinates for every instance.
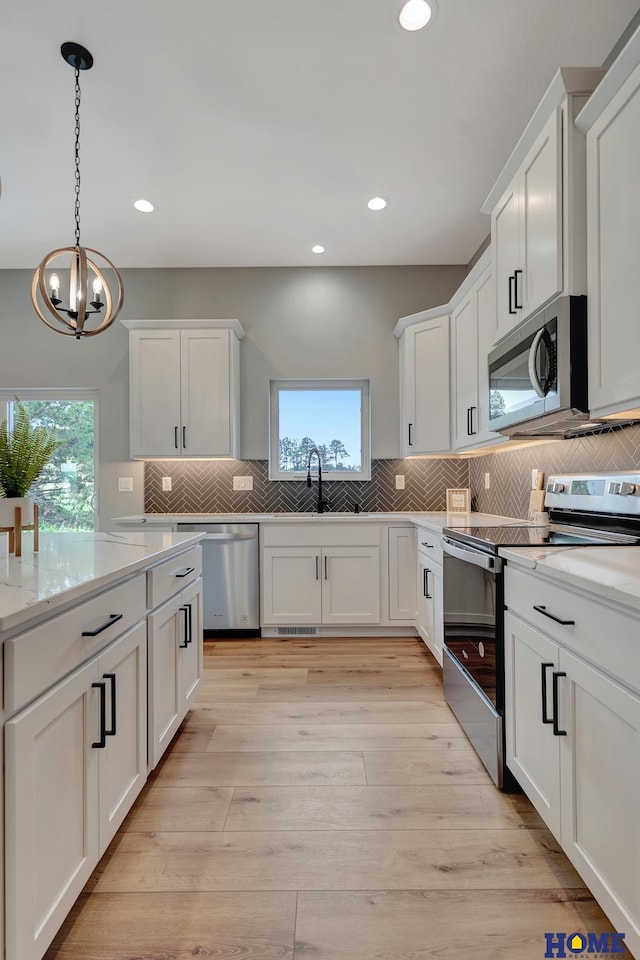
[442,523,639,553]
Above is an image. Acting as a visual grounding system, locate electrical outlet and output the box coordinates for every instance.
[233,476,254,491]
[484,472,490,490]
[162,477,172,492]
[531,468,539,490]
[118,477,133,492]
[395,475,405,490]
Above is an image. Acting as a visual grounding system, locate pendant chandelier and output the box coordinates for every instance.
[31,42,124,339]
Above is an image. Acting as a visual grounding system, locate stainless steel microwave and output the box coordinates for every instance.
[488,295,589,437]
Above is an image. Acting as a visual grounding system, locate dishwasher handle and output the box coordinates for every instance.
[200,532,257,541]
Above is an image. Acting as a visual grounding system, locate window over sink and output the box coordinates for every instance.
[269,379,370,481]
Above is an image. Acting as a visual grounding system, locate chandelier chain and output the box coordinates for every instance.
[74,67,81,248]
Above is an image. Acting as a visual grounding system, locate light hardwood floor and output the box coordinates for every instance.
[45,638,629,959]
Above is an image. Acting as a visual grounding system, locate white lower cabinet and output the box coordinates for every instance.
[388,526,416,621]
[262,546,380,625]
[148,577,203,768]
[5,621,147,960]
[415,529,443,665]
[505,572,640,957]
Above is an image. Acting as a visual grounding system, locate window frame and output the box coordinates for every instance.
[0,388,99,530]
[269,378,371,481]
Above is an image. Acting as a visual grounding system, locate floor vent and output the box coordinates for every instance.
[277,626,318,636]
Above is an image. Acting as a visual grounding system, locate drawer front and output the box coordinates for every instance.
[147,545,202,609]
[4,575,146,716]
[416,528,443,567]
[261,523,382,548]
[505,564,640,692]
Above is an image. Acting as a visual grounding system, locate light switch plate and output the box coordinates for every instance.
[395,475,405,490]
[484,472,490,490]
[118,477,133,492]
[531,469,539,490]
[162,477,172,492]
[233,476,254,491]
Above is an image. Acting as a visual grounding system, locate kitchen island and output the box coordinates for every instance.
[0,530,204,960]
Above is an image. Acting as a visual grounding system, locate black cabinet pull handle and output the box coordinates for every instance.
[421,542,434,548]
[183,425,187,448]
[92,681,107,748]
[469,406,477,435]
[175,566,195,578]
[424,568,432,599]
[552,671,567,736]
[103,672,117,736]
[514,269,523,310]
[508,275,517,315]
[315,555,319,580]
[324,555,328,580]
[174,426,179,449]
[185,602,193,644]
[179,605,189,648]
[408,423,413,446]
[533,604,575,626]
[541,662,554,724]
[466,407,470,436]
[82,613,123,637]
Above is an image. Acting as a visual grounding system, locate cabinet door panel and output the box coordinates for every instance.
[560,648,640,940]
[493,177,520,339]
[587,74,640,416]
[130,330,181,457]
[262,547,322,624]
[412,317,450,453]
[452,292,478,449]
[5,661,99,960]
[504,612,561,839]
[416,554,434,649]
[98,623,147,854]
[521,108,563,316]
[148,598,182,768]
[180,578,204,712]
[181,329,232,456]
[321,547,380,624]
[388,527,416,621]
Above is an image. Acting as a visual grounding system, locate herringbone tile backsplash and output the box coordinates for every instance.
[470,422,640,519]
[145,458,470,514]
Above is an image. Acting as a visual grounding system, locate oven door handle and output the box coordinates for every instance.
[442,537,502,573]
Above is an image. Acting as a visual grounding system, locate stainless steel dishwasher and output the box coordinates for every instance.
[176,523,260,637]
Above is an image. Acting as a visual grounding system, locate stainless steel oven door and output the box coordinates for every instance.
[442,537,506,787]
[442,538,502,708]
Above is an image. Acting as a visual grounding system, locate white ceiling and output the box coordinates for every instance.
[1,0,638,269]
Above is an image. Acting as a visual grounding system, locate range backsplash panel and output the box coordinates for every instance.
[470,423,640,519]
[145,458,470,514]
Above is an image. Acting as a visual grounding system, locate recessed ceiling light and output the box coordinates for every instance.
[133,199,154,213]
[367,197,388,211]
[399,0,437,31]
[312,245,325,254]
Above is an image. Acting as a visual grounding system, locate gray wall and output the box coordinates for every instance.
[0,264,466,527]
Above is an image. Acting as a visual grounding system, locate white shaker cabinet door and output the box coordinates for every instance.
[180,329,233,456]
[388,527,416,621]
[97,622,148,855]
[5,661,100,960]
[452,290,478,449]
[586,64,640,417]
[559,647,640,950]
[180,578,204,713]
[400,314,451,456]
[130,329,182,457]
[493,175,521,340]
[262,547,323,624]
[504,611,561,840]
[148,596,183,768]
[321,547,381,625]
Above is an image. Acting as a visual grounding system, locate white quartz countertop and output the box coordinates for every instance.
[113,511,523,534]
[0,531,203,635]
[500,544,640,613]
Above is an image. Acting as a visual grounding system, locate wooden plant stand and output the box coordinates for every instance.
[0,503,39,557]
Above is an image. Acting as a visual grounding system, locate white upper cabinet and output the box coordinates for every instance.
[576,29,640,419]
[451,251,505,452]
[483,68,605,340]
[122,319,244,458]
[396,310,451,456]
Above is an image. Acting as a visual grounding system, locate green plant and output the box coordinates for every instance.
[0,401,64,498]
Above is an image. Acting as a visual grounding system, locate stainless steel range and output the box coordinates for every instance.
[441,473,640,790]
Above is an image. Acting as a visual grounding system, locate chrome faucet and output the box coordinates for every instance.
[306,447,330,513]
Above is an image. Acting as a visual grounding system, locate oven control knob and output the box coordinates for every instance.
[547,482,565,494]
